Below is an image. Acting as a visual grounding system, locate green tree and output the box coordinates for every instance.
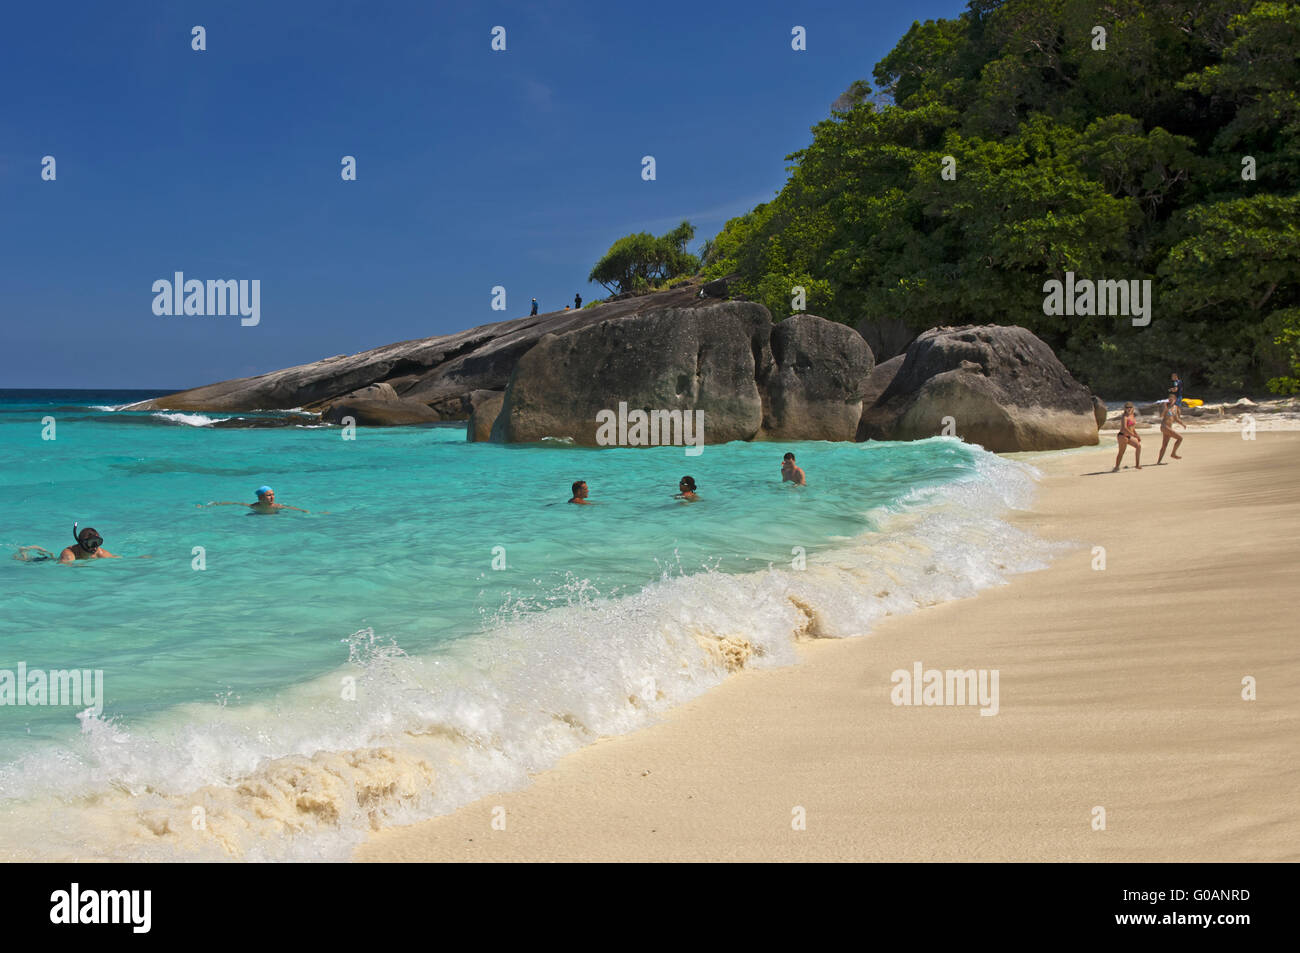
[704,0,1297,396]
[588,221,699,295]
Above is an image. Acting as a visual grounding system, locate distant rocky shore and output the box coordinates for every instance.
[129,279,1117,452]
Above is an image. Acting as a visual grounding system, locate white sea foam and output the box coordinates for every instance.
[0,447,1065,862]
[150,412,232,427]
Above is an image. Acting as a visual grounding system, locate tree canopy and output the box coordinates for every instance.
[703,0,1300,395]
[588,221,700,295]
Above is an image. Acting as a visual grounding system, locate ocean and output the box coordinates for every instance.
[0,389,1059,860]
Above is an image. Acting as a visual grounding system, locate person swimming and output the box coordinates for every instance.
[1113,402,1142,471]
[60,524,119,562]
[14,524,121,563]
[781,452,806,486]
[675,475,699,502]
[569,480,593,505]
[13,523,149,563]
[1156,390,1186,464]
[200,486,310,514]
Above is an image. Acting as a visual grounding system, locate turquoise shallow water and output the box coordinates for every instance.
[0,390,1056,860]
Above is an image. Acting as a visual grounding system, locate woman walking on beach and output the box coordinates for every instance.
[1157,391,1185,464]
[1113,402,1142,471]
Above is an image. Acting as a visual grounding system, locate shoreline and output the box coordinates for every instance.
[355,431,1300,862]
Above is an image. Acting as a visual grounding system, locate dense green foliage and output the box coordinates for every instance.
[589,221,700,295]
[704,0,1300,395]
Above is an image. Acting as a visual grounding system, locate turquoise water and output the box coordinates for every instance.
[0,390,1055,860]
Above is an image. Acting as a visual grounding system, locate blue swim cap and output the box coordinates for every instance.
[256,485,273,497]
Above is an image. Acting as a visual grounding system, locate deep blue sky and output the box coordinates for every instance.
[1,0,963,389]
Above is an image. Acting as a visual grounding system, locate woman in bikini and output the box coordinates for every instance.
[1156,389,1185,464]
[1113,401,1142,471]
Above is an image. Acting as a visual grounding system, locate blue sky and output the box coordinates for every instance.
[1,0,963,389]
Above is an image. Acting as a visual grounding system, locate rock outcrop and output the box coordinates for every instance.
[498,302,772,445]
[762,314,874,441]
[320,398,441,426]
[466,390,506,443]
[493,306,874,446]
[859,325,1099,452]
[126,285,717,417]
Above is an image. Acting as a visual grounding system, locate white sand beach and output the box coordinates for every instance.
[357,430,1300,862]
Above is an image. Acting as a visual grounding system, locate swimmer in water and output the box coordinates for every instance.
[674,475,699,502]
[781,452,806,486]
[569,480,593,504]
[15,525,146,562]
[201,486,310,514]
[60,525,120,562]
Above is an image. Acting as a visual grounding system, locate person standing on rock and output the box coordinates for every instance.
[1113,403,1142,471]
[569,481,593,505]
[1156,391,1186,464]
[574,293,582,310]
[530,298,539,316]
[781,452,806,486]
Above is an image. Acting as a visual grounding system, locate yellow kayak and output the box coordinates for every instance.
[1183,398,1203,407]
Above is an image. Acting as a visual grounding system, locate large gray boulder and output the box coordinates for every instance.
[320,398,441,426]
[859,325,1099,451]
[466,390,505,443]
[762,314,874,441]
[498,302,771,445]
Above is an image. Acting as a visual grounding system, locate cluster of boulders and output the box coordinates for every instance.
[131,284,1104,453]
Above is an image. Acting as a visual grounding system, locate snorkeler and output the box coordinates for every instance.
[201,486,310,514]
[12,524,151,562]
[60,524,119,562]
[781,452,806,486]
[675,475,699,502]
[14,524,121,563]
[569,480,593,504]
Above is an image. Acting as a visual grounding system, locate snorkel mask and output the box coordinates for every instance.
[73,522,103,553]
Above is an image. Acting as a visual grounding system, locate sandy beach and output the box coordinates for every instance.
[356,429,1300,862]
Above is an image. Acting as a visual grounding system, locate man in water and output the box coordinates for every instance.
[569,480,593,504]
[781,452,806,486]
[14,525,122,563]
[201,486,310,514]
[60,525,120,562]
